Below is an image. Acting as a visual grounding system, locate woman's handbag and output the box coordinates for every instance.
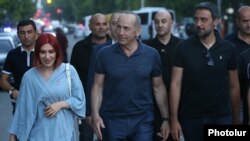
[65,63,82,124]
[65,63,72,97]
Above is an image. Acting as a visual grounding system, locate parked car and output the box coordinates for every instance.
[73,24,85,39]
[0,35,18,72]
[42,26,56,36]
[0,30,20,46]
[82,15,91,38]
[133,7,179,41]
[179,17,195,39]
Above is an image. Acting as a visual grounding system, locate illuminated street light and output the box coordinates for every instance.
[226,7,234,15]
[47,0,52,4]
[56,8,62,14]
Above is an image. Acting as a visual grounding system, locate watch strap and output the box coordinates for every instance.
[8,87,15,94]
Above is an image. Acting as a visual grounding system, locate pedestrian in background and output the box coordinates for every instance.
[170,2,240,141]
[86,12,122,111]
[108,11,122,43]
[248,63,250,125]
[0,19,38,114]
[8,33,85,141]
[55,27,68,63]
[70,13,112,141]
[91,11,170,141]
[224,6,250,125]
[144,10,181,141]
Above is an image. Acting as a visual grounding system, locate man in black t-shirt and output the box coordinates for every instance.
[144,10,181,141]
[224,6,250,125]
[170,2,240,141]
[0,19,38,114]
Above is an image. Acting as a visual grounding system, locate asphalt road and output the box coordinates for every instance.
[0,91,12,141]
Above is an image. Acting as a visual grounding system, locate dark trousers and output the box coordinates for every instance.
[10,95,16,115]
[179,114,232,141]
[79,119,94,141]
[102,112,154,141]
[242,98,249,124]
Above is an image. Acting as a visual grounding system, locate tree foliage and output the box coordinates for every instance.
[1,0,250,24]
[43,0,250,23]
[0,0,36,25]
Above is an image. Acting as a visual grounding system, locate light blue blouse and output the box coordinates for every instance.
[8,63,86,141]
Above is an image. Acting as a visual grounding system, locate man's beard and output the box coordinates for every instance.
[241,28,250,36]
[196,29,213,38]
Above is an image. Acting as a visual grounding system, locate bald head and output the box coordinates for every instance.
[89,13,108,38]
[155,10,173,21]
[154,10,173,37]
[236,6,250,36]
[237,6,250,19]
[90,13,106,24]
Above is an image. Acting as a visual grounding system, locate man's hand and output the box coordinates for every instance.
[91,115,105,140]
[171,119,183,141]
[157,121,170,141]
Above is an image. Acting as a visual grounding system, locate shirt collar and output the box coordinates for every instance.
[21,46,34,52]
[194,29,223,48]
[115,39,147,56]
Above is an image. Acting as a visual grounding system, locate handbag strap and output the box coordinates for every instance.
[65,63,71,97]
[66,63,82,124]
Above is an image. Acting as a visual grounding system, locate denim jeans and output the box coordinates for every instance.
[179,114,232,141]
[101,112,154,141]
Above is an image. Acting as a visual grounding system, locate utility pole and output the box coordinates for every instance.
[217,0,222,18]
[141,0,145,8]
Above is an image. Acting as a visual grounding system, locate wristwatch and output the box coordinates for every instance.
[8,87,15,95]
[162,117,170,122]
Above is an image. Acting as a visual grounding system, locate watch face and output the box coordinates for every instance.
[9,88,14,94]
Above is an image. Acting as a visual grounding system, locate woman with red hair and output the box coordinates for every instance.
[8,33,86,141]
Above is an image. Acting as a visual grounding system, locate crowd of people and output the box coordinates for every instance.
[0,1,250,141]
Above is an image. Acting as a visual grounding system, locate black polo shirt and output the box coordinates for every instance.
[173,30,237,117]
[144,35,181,92]
[224,32,250,59]
[238,49,250,99]
[2,46,34,90]
[224,32,250,124]
[224,32,250,99]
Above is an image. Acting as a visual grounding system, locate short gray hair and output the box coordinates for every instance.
[121,11,141,30]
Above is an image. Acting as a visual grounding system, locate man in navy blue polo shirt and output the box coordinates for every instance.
[91,11,170,141]
[224,6,250,125]
[0,19,38,114]
[170,2,241,141]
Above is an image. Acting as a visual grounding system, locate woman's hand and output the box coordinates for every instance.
[44,101,68,118]
[11,90,19,99]
[9,134,16,141]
